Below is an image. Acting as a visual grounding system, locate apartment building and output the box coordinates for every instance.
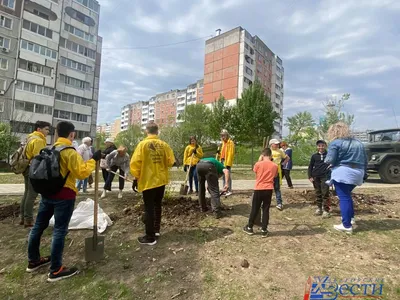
[203,27,283,137]
[0,0,102,144]
[120,79,205,130]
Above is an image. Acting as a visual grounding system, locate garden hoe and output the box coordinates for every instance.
[180,153,194,195]
[85,140,104,262]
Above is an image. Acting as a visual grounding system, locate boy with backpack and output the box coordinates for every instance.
[308,140,331,218]
[243,148,278,237]
[27,121,101,282]
[12,121,51,227]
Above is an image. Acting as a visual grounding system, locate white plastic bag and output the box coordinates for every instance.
[49,199,112,233]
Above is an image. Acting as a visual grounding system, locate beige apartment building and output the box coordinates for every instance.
[0,0,102,143]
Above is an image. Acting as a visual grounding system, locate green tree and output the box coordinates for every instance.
[159,125,186,165]
[180,104,211,144]
[285,111,318,146]
[0,123,19,161]
[319,93,354,139]
[208,95,234,140]
[95,132,107,151]
[233,81,278,164]
[114,125,143,155]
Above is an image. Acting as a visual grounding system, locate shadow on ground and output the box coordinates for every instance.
[355,219,400,232]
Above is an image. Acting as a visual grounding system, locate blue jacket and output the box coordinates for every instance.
[325,138,367,171]
[282,148,293,170]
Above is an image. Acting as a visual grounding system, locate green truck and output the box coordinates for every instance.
[365,128,400,183]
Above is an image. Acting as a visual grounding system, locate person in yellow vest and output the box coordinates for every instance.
[183,136,203,195]
[218,129,234,196]
[268,139,290,210]
[20,121,51,227]
[130,122,175,246]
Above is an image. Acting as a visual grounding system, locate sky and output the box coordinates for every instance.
[97,0,400,136]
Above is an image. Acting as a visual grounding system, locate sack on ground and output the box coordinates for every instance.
[49,198,112,233]
[29,146,74,196]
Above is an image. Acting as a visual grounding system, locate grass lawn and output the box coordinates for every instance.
[0,188,399,299]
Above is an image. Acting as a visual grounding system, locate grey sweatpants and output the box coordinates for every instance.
[197,161,221,213]
[20,173,38,222]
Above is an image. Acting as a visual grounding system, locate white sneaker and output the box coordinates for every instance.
[351,218,356,225]
[100,190,106,199]
[118,190,123,199]
[155,233,160,237]
[333,224,353,234]
[225,191,232,196]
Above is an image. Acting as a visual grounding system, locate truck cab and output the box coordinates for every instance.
[365,128,400,183]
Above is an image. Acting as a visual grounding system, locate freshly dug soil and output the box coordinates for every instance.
[0,203,19,220]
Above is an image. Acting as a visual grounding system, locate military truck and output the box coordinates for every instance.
[365,128,400,183]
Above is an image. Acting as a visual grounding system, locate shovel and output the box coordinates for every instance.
[85,141,105,262]
[180,153,195,195]
[108,169,133,183]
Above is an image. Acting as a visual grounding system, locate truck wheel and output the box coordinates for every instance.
[379,158,400,184]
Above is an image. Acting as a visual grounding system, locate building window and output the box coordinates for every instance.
[20,39,57,60]
[75,0,100,13]
[245,67,253,76]
[15,100,53,115]
[60,56,92,73]
[0,57,7,70]
[59,74,90,90]
[31,9,49,20]
[65,7,96,26]
[54,109,89,123]
[64,23,95,43]
[59,37,96,60]
[275,84,280,91]
[16,80,55,97]
[0,100,4,112]
[23,20,53,39]
[245,55,254,65]
[19,59,52,76]
[1,0,14,9]
[0,15,12,29]
[244,77,253,85]
[0,36,10,49]
[275,93,281,100]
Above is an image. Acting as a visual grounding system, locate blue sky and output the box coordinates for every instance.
[97,0,400,135]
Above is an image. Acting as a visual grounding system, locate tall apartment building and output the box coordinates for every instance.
[0,0,102,144]
[203,27,283,137]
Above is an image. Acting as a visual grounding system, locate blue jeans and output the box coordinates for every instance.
[77,178,88,192]
[28,197,75,272]
[221,161,232,192]
[188,165,198,192]
[274,177,282,205]
[333,181,356,228]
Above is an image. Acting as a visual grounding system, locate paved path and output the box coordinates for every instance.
[0,179,398,196]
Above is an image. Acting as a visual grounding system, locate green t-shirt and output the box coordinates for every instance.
[200,157,225,174]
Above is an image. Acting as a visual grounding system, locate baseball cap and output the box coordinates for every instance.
[269,139,280,145]
[316,140,326,145]
[105,138,114,144]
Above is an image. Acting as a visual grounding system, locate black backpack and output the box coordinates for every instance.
[29,146,75,197]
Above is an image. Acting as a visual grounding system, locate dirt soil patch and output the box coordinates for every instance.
[0,188,399,300]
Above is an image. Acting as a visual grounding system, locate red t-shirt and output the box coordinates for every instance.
[253,159,278,190]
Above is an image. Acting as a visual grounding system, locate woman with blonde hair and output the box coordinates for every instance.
[325,122,368,234]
